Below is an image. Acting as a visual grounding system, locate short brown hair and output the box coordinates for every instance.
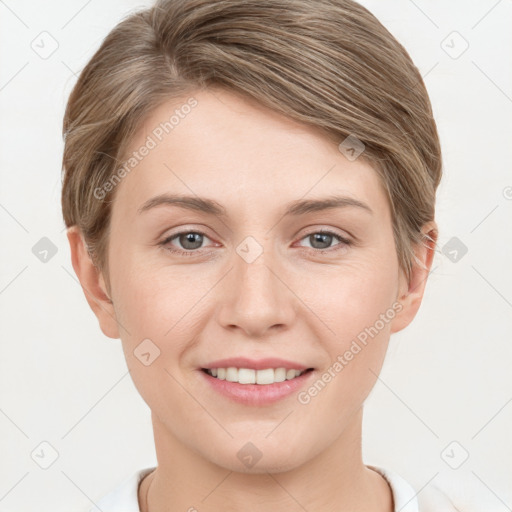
[61,0,442,286]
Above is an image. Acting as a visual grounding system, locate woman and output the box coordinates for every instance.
[61,0,453,510]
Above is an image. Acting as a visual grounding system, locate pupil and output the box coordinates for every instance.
[312,233,331,249]
[181,233,202,249]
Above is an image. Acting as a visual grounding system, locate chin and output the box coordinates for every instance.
[205,440,309,475]
[220,456,304,475]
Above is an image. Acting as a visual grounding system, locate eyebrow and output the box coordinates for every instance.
[137,193,373,217]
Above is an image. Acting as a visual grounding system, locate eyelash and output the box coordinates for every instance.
[159,229,352,257]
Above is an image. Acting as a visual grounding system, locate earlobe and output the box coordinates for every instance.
[66,226,120,339]
[390,222,438,334]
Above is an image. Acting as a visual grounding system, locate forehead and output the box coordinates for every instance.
[113,88,390,221]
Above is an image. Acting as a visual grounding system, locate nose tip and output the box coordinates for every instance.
[218,251,295,337]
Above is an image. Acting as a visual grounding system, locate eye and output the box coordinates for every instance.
[159,230,213,256]
[297,230,351,253]
[159,228,352,257]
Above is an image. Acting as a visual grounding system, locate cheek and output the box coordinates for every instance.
[110,255,216,394]
[110,250,200,332]
[295,256,398,397]
[296,255,399,338]
[111,261,200,412]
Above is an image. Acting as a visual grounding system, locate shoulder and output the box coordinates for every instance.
[88,467,156,512]
[417,484,459,511]
[369,465,461,512]
[418,470,510,512]
[371,465,503,512]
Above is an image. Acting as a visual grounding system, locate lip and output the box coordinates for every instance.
[198,367,315,406]
[200,357,312,371]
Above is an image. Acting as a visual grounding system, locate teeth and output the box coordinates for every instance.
[239,368,256,384]
[226,367,238,382]
[257,368,274,385]
[205,367,307,385]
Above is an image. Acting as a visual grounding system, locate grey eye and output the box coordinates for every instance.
[175,232,205,250]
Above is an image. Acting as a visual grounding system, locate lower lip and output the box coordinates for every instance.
[198,369,315,406]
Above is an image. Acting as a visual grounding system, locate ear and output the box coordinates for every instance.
[67,226,120,339]
[390,221,438,334]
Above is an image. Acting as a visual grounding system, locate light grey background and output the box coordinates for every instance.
[1,1,511,511]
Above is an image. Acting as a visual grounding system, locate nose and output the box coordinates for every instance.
[217,244,297,338]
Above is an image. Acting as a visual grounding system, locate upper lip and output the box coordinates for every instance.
[200,357,313,371]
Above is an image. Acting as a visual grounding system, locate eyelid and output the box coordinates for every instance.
[156,222,213,241]
[294,228,352,251]
[160,228,214,248]
[298,226,351,241]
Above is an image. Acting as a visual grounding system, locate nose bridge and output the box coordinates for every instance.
[218,234,295,336]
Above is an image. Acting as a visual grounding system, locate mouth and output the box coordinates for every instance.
[197,357,316,405]
[201,367,314,385]
[199,366,316,405]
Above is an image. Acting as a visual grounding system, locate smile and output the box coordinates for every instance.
[199,367,315,406]
[202,367,312,385]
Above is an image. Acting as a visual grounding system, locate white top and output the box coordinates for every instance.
[88,465,459,512]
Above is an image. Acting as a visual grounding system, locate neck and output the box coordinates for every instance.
[139,407,393,512]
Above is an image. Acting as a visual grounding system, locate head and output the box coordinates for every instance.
[62,0,441,473]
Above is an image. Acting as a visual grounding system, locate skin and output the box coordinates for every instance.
[68,87,437,512]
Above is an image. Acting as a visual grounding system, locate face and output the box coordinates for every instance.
[76,87,429,474]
